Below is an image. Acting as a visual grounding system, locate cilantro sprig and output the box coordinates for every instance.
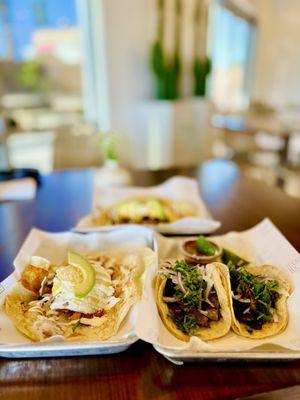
[166,260,208,334]
[229,265,279,328]
[173,260,207,312]
[174,314,198,334]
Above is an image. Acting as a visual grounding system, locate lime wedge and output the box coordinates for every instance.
[68,252,96,298]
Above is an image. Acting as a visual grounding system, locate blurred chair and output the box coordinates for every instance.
[7,132,55,173]
[244,153,281,187]
[49,94,83,113]
[254,131,285,152]
[283,168,300,199]
[211,114,257,160]
[1,93,47,109]
[245,130,285,187]
[248,151,281,168]
[246,141,283,188]
[6,108,83,131]
[288,132,300,166]
[225,131,257,158]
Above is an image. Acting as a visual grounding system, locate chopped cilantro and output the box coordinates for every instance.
[164,260,210,334]
[174,314,198,334]
[173,260,207,312]
[229,265,279,330]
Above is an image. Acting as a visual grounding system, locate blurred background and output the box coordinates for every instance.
[0,0,300,197]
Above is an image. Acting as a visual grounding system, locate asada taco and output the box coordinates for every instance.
[5,250,151,342]
[155,259,231,341]
[91,197,197,226]
[224,263,291,338]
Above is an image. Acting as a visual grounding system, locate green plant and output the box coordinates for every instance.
[167,0,182,99]
[193,0,211,97]
[18,60,45,92]
[98,131,118,161]
[150,0,182,100]
[193,56,211,96]
[150,41,166,99]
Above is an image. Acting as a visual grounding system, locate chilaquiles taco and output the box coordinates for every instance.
[5,250,149,342]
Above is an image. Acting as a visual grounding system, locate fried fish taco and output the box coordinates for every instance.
[155,259,231,341]
[5,250,150,342]
[225,263,291,338]
[92,197,197,226]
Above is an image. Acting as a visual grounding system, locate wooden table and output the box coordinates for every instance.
[1,160,300,400]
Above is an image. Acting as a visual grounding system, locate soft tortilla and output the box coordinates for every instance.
[223,264,291,339]
[155,262,232,342]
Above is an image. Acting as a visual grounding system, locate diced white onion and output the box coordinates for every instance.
[273,312,279,323]
[231,292,251,303]
[243,307,250,314]
[80,316,107,327]
[177,272,187,294]
[163,297,177,303]
[199,310,209,316]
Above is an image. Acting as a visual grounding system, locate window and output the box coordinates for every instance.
[208,1,256,112]
[0,0,78,61]
[0,0,83,172]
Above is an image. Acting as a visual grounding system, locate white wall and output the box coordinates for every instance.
[100,0,152,165]
[252,0,300,108]
[100,0,210,166]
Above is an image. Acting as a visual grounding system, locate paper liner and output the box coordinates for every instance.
[75,176,221,234]
[135,219,300,353]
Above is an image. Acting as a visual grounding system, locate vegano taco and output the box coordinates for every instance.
[5,250,148,342]
[225,264,291,338]
[155,259,231,341]
[91,197,198,226]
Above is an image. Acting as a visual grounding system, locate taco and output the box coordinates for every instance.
[155,259,231,341]
[91,197,197,226]
[5,250,149,342]
[225,264,291,338]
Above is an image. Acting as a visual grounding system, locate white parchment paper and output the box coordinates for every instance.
[135,219,300,353]
[0,227,154,347]
[75,176,221,234]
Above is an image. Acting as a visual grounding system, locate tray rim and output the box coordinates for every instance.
[153,344,300,361]
[0,335,139,357]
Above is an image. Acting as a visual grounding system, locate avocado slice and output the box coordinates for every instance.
[116,198,166,222]
[117,199,140,221]
[146,199,166,221]
[68,252,96,298]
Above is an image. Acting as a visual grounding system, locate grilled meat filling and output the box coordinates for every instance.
[229,265,279,331]
[162,261,221,335]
